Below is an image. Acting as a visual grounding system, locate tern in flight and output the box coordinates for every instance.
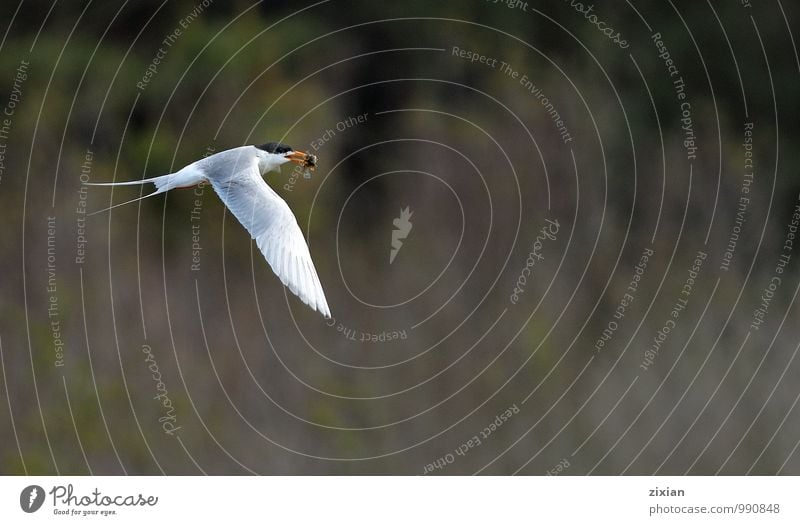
[87,142,331,318]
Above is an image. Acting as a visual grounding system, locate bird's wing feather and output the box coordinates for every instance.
[209,163,331,318]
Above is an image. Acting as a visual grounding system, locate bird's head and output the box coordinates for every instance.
[255,142,316,174]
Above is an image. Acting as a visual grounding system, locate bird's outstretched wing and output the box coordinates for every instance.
[210,164,331,318]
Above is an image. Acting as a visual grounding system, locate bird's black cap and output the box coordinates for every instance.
[256,142,293,154]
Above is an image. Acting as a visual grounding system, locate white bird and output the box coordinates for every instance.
[87,143,331,318]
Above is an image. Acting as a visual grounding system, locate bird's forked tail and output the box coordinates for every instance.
[84,172,193,216]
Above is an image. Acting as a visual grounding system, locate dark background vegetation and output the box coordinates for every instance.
[1,0,800,474]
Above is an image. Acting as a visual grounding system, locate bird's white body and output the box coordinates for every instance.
[88,145,331,318]
[144,145,282,191]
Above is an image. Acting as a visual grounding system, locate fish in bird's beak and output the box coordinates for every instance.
[285,150,316,171]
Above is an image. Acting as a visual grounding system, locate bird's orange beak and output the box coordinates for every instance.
[285,150,316,171]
